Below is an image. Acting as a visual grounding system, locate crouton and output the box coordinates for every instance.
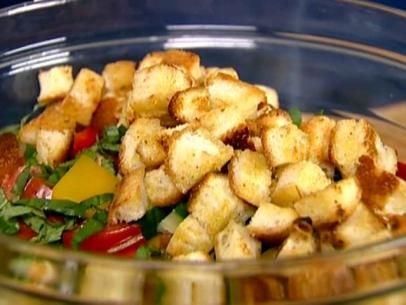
[125,63,192,122]
[215,221,261,260]
[255,84,279,109]
[119,118,165,174]
[301,115,336,166]
[204,67,239,83]
[36,128,72,167]
[157,123,190,150]
[188,173,253,237]
[144,166,183,207]
[271,161,331,207]
[355,156,406,226]
[294,178,361,228]
[334,202,391,249]
[166,127,233,193]
[138,50,202,81]
[255,108,292,134]
[247,202,298,243]
[228,149,272,206]
[172,251,211,262]
[62,68,104,126]
[108,167,148,224]
[166,215,213,257]
[90,97,120,135]
[102,60,136,97]
[37,66,73,105]
[262,124,309,168]
[330,119,397,177]
[168,86,210,123]
[277,219,317,259]
[207,74,266,119]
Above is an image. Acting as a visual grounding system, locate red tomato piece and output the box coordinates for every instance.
[18,222,38,240]
[22,177,52,199]
[397,162,406,181]
[1,166,25,200]
[71,127,97,156]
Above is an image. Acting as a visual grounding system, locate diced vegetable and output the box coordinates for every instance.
[135,245,152,259]
[22,177,52,199]
[12,166,31,201]
[18,222,38,240]
[52,155,118,202]
[71,127,98,156]
[397,162,406,181]
[157,210,184,234]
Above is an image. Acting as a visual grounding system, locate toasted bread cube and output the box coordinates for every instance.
[255,108,292,134]
[166,215,213,257]
[37,66,73,104]
[157,123,190,150]
[247,202,298,243]
[188,173,252,237]
[168,86,210,123]
[262,124,309,168]
[228,150,272,206]
[207,74,266,119]
[255,84,279,109]
[204,68,239,83]
[19,118,41,145]
[145,166,183,207]
[334,202,391,248]
[36,128,72,167]
[102,60,136,97]
[126,63,192,122]
[301,115,336,166]
[62,68,104,126]
[173,251,211,262]
[277,220,317,259]
[294,178,361,228]
[215,221,261,260]
[139,50,202,81]
[166,127,233,193]
[330,119,397,177]
[108,168,148,224]
[272,161,331,207]
[119,118,165,174]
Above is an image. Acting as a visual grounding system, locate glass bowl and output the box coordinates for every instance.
[0,0,405,304]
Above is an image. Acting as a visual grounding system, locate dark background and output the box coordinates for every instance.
[0,0,405,9]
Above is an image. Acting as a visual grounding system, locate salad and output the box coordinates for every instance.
[0,49,405,264]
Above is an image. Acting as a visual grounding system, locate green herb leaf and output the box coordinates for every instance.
[318,109,325,116]
[80,193,114,209]
[0,216,19,234]
[100,157,116,174]
[135,245,152,259]
[174,202,188,218]
[0,189,9,210]
[24,144,37,165]
[288,107,302,127]
[138,207,167,239]
[99,142,120,152]
[103,126,120,143]
[24,215,66,243]
[1,204,44,220]
[72,217,105,249]
[12,166,31,201]
[15,198,88,217]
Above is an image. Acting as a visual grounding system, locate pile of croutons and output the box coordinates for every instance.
[20,50,406,261]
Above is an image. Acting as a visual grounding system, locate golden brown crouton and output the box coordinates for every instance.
[277,219,317,259]
[262,124,309,168]
[334,202,391,248]
[37,66,73,105]
[204,67,239,83]
[108,167,148,224]
[255,108,292,134]
[255,84,279,109]
[144,165,183,207]
[215,221,261,260]
[271,161,331,207]
[294,178,361,228]
[168,86,210,123]
[36,128,72,167]
[188,173,253,237]
[166,127,233,193]
[330,119,397,177]
[138,50,202,81]
[228,149,272,206]
[166,215,213,257]
[102,60,136,97]
[301,115,336,166]
[125,63,192,122]
[247,202,298,243]
[62,68,104,126]
[119,118,166,174]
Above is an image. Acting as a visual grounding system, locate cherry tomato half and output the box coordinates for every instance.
[71,127,97,156]
[22,177,52,199]
[18,222,38,240]
[397,162,406,181]
[63,224,145,256]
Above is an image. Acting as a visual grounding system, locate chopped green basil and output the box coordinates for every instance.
[24,144,37,165]
[1,204,44,220]
[99,142,120,152]
[24,215,66,243]
[12,166,31,201]
[81,193,114,209]
[174,202,188,218]
[100,157,116,174]
[103,126,120,143]
[135,245,152,259]
[288,107,302,127]
[139,207,167,239]
[15,198,88,217]
[0,216,19,234]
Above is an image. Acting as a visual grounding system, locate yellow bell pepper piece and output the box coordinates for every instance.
[52,155,118,202]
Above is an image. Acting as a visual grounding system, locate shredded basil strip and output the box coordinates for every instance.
[1,204,44,220]
[135,245,152,259]
[100,157,116,174]
[24,144,37,164]
[81,193,114,209]
[0,216,19,235]
[15,198,88,217]
[24,215,66,243]
[99,142,120,152]
[288,107,302,127]
[103,126,120,143]
[174,202,188,218]
[0,189,8,210]
[139,207,167,240]
[12,167,31,201]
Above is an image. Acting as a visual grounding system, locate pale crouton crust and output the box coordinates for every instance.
[37,66,73,105]
[204,68,239,83]
[215,221,261,260]
[108,167,148,224]
[247,202,298,243]
[36,128,72,168]
[126,63,192,122]
[228,149,272,206]
[144,166,183,207]
[255,84,279,109]
[102,60,136,97]
[294,178,361,228]
[166,127,233,193]
[262,124,309,168]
